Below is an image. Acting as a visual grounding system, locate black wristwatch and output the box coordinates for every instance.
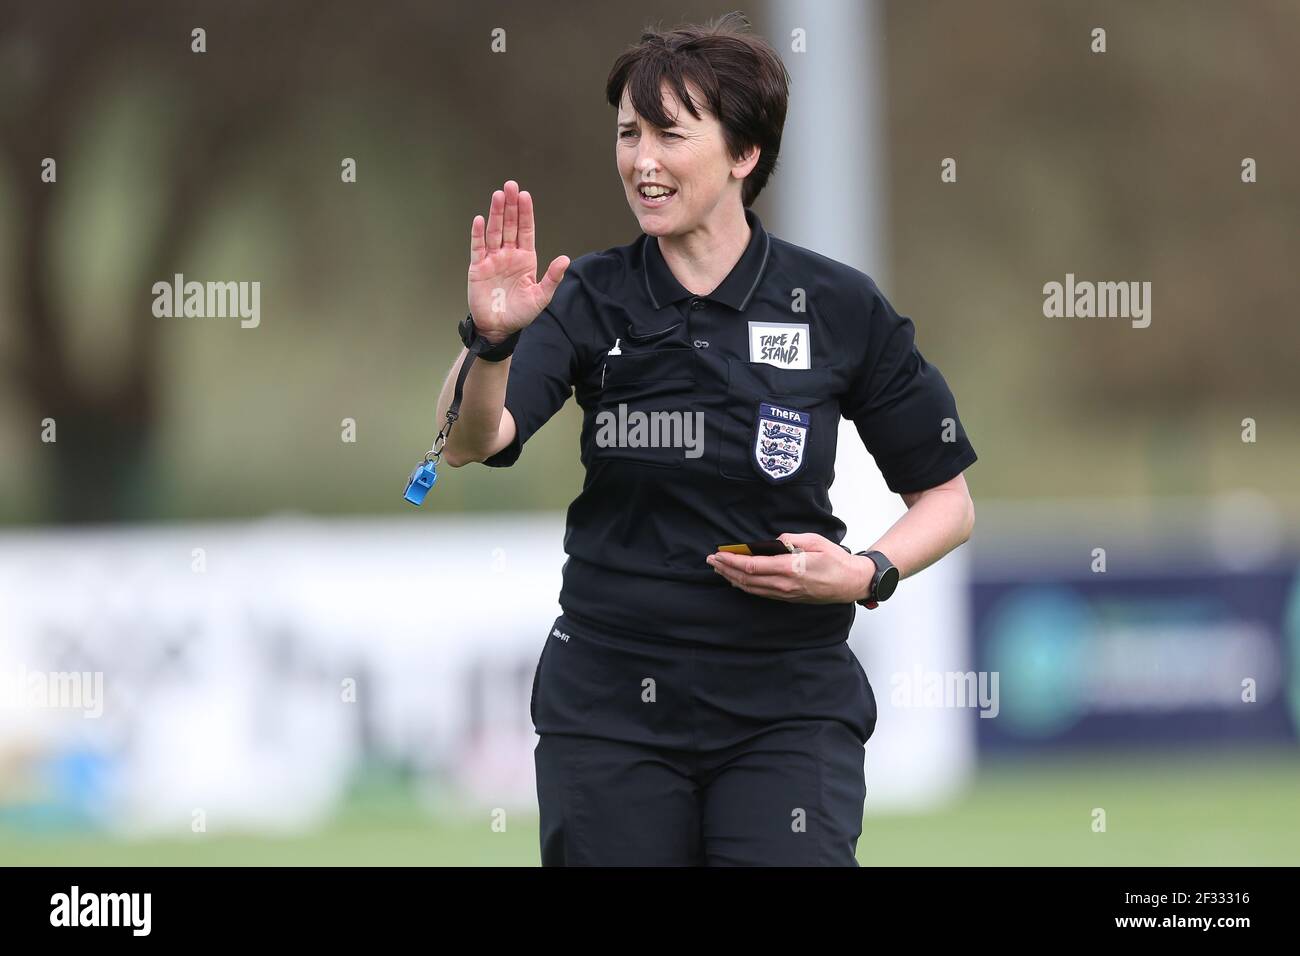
[458,313,521,362]
[853,550,899,609]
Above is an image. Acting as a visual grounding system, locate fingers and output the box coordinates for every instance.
[482,182,527,253]
[484,188,505,252]
[469,214,486,265]
[537,254,571,302]
[778,532,834,552]
[518,190,536,252]
[502,180,520,248]
[708,550,796,576]
[708,556,802,598]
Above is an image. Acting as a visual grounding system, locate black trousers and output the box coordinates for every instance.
[531,612,877,866]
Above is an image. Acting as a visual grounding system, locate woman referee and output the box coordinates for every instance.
[433,13,976,866]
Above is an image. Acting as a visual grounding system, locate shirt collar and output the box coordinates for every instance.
[641,207,772,312]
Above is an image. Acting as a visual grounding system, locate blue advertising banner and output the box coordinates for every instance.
[971,564,1300,750]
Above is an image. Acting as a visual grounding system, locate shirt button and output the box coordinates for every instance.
[690,298,706,311]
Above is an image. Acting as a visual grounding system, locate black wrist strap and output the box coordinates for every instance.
[853,549,876,602]
[461,314,521,362]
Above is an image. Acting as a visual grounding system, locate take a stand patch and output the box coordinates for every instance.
[754,402,810,482]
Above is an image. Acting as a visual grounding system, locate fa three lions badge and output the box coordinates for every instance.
[754,402,809,482]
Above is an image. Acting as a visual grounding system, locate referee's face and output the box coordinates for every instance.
[616,83,741,239]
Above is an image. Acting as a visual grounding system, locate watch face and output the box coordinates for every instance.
[875,566,900,601]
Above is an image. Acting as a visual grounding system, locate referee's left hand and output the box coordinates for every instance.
[706,533,869,604]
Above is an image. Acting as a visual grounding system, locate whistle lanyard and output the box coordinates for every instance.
[402,339,487,506]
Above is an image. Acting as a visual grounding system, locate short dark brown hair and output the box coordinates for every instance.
[605,11,790,208]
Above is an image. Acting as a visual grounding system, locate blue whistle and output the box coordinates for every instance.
[403,460,438,505]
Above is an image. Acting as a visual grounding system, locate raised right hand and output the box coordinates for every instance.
[467,180,570,341]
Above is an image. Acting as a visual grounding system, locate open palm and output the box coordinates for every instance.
[467,180,570,339]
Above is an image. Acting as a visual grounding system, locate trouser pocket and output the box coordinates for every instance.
[845,645,878,744]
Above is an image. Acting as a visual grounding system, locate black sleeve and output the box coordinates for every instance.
[842,286,977,494]
[480,305,578,468]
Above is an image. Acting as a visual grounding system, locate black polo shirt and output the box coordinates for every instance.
[483,207,976,650]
